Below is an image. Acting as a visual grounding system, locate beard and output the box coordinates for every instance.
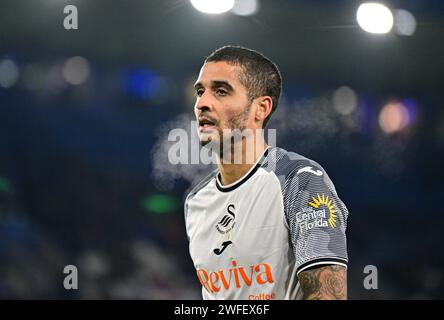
[200,102,252,160]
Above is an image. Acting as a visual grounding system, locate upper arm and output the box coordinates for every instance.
[280,161,349,300]
[298,264,347,300]
[283,163,349,274]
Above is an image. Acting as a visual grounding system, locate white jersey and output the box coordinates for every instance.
[184,147,348,300]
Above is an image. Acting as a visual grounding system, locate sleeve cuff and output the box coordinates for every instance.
[296,257,348,275]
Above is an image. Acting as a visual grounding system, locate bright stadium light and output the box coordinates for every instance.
[357,2,393,34]
[190,0,235,14]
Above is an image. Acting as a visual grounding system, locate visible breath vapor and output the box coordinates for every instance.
[151,113,217,191]
[151,94,410,191]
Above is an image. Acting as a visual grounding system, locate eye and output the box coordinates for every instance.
[216,88,228,96]
[195,88,204,97]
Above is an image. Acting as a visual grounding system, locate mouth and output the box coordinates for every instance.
[198,117,217,132]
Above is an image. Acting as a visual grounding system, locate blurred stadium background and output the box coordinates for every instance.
[0,0,443,299]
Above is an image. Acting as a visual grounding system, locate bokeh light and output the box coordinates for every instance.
[125,69,161,100]
[378,101,411,134]
[333,86,358,116]
[63,56,90,85]
[0,176,14,193]
[395,9,417,36]
[0,59,19,88]
[140,194,179,215]
[232,0,259,16]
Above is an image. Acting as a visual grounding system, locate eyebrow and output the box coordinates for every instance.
[194,80,234,92]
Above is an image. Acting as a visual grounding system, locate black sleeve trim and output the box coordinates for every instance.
[296,257,348,275]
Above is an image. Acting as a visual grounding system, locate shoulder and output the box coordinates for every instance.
[184,168,218,205]
[263,147,330,192]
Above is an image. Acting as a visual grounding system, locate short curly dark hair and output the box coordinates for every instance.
[205,45,282,128]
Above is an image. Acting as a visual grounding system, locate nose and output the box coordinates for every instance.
[195,91,212,113]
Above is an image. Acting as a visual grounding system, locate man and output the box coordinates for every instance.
[184,46,349,300]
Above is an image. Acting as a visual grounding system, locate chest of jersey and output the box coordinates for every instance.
[186,170,292,299]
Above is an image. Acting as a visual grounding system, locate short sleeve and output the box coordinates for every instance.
[284,166,349,274]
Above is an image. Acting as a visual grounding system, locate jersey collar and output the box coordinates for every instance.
[215,147,270,192]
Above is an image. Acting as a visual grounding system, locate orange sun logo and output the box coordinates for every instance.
[308,194,338,228]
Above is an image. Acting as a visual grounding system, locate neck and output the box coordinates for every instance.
[217,134,268,186]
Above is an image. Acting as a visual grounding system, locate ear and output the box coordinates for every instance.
[254,96,273,124]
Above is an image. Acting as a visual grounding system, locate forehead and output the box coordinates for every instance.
[195,61,244,88]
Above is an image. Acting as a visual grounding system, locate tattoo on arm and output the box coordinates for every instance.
[298,265,347,300]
